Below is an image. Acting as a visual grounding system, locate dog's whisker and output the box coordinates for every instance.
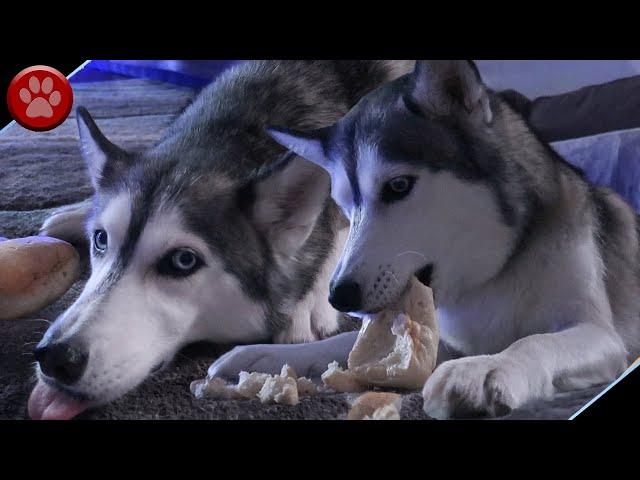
[394,250,428,261]
[26,318,52,325]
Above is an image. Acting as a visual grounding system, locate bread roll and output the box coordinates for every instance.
[323,277,439,392]
[0,236,80,320]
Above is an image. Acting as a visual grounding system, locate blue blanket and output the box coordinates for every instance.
[552,128,640,212]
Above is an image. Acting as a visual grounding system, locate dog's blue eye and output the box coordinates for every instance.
[157,248,204,278]
[93,229,108,252]
[173,250,197,270]
[381,176,416,203]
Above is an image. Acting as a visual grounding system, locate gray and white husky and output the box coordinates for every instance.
[29,60,415,420]
[211,60,640,419]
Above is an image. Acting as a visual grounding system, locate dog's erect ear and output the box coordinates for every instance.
[76,107,132,190]
[251,155,331,260]
[266,125,332,170]
[411,60,492,124]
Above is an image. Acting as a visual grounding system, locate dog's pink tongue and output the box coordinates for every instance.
[28,381,89,420]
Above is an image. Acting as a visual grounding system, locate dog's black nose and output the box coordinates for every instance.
[329,279,362,312]
[34,342,88,385]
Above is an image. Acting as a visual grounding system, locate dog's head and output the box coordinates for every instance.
[268,60,531,314]
[29,107,330,419]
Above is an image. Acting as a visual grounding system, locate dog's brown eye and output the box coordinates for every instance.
[381,176,416,203]
[93,229,108,252]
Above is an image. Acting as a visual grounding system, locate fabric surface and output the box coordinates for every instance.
[551,127,640,212]
[501,75,640,143]
[529,75,640,143]
[0,77,612,420]
[477,60,640,99]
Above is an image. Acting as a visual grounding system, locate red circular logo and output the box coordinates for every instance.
[6,65,73,132]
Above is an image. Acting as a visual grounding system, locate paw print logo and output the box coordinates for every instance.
[7,65,73,132]
[19,76,62,119]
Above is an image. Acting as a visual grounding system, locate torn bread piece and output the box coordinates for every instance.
[321,361,367,393]
[347,392,403,420]
[258,375,299,405]
[323,277,439,392]
[191,363,318,405]
[296,376,320,396]
[192,377,244,400]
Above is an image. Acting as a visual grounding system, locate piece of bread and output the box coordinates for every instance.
[321,361,368,392]
[0,236,80,320]
[296,376,319,396]
[323,277,439,392]
[191,363,318,405]
[347,392,403,420]
[236,371,272,397]
[257,375,299,405]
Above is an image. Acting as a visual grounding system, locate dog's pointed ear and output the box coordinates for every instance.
[265,125,332,170]
[76,107,133,190]
[251,154,331,260]
[411,60,492,124]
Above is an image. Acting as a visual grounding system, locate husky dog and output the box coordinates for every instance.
[211,60,640,419]
[28,60,415,420]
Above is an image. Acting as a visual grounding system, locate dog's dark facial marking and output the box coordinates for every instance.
[416,264,434,287]
[330,121,362,207]
[402,93,425,118]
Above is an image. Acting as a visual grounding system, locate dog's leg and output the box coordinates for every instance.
[208,330,459,383]
[422,322,628,419]
[207,330,358,379]
[40,199,92,247]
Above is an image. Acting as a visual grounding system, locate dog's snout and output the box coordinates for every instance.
[34,342,88,385]
[329,279,362,312]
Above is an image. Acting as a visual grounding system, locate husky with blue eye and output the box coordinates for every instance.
[211,60,640,419]
[29,60,416,420]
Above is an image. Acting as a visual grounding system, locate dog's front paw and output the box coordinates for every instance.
[206,344,291,380]
[422,355,527,419]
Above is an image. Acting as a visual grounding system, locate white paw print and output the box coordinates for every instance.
[19,76,62,119]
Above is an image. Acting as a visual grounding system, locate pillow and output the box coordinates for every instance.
[501,75,640,143]
[551,127,640,212]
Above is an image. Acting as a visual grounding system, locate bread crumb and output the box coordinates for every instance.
[347,392,403,420]
[192,363,316,405]
[321,361,367,392]
[296,377,319,396]
[364,404,401,420]
[236,371,271,397]
[280,364,297,380]
[258,375,299,405]
[198,377,243,400]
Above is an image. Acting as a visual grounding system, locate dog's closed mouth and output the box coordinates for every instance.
[28,379,90,421]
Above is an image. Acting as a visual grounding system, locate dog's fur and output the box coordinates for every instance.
[35,60,415,407]
[211,60,640,419]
